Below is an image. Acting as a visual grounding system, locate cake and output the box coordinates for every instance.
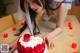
[17,34,47,53]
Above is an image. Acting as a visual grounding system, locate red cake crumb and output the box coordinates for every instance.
[12,26,16,31]
[3,33,8,38]
[68,22,72,30]
[73,52,78,53]
[71,42,77,49]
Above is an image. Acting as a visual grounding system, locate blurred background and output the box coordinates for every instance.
[0,0,80,53]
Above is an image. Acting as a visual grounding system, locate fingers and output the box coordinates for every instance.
[43,36,50,48]
[49,41,54,49]
[43,35,47,41]
[43,35,54,49]
[43,36,49,46]
[45,38,54,49]
[43,33,48,40]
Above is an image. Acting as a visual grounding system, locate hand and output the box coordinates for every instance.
[43,27,62,49]
[43,33,54,49]
[9,45,17,53]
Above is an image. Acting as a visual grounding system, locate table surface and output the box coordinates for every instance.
[0,15,80,53]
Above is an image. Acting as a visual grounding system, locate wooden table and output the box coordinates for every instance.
[0,15,80,53]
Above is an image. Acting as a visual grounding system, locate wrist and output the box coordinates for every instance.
[50,27,63,38]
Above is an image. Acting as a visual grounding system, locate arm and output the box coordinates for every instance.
[43,3,67,48]
[50,3,66,38]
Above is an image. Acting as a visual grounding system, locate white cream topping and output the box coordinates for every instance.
[19,36,43,48]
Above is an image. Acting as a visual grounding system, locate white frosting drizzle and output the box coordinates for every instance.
[19,36,43,48]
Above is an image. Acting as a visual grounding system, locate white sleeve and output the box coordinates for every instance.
[54,0,73,10]
[65,0,73,10]
[54,0,64,2]
[54,0,73,18]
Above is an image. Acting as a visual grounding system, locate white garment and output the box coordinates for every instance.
[65,0,73,10]
[55,0,73,18]
[64,0,73,18]
[16,0,73,20]
[55,0,73,10]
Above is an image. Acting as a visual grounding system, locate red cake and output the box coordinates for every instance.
[17,34,47,53]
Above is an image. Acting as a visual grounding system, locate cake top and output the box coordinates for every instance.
[19,34,44,48]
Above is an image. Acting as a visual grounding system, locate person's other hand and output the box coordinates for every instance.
[43,27,62,49]
[43,33,54,49]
